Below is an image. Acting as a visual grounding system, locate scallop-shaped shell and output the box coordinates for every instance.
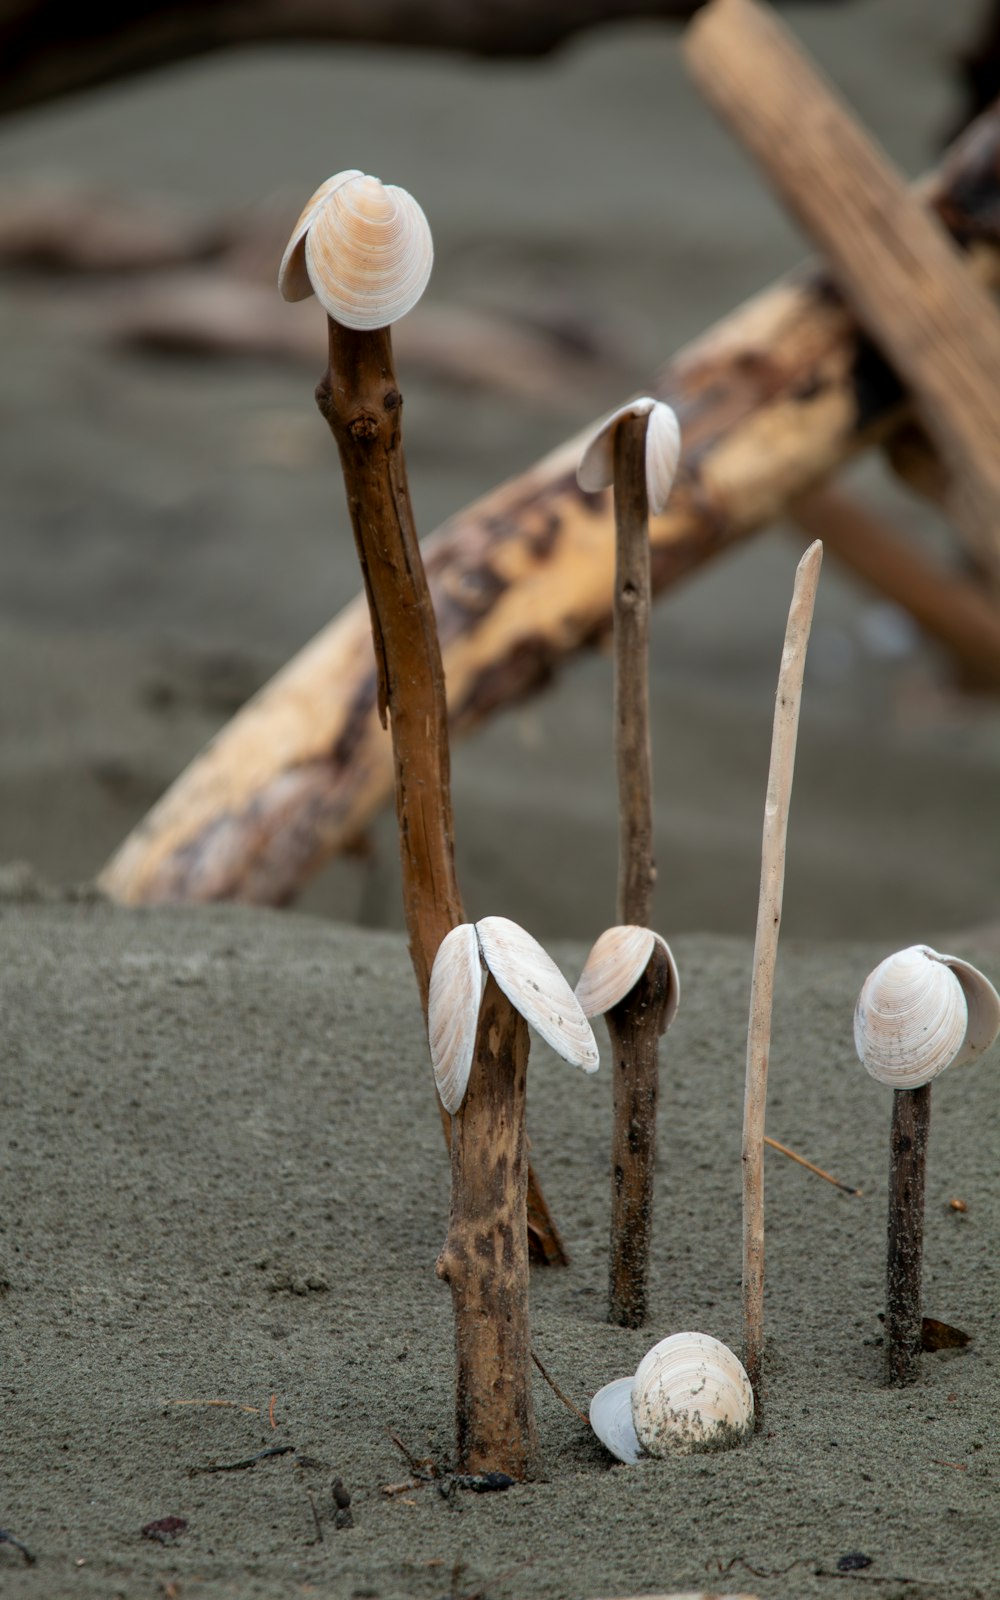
[475,916,600,1072]
[854,945,1000,1090]
[278,169,363,302]
[296,173,432,329]
[575,926,680,1028]
[588,1376,643,1465]
[428,924,485,1114]
[631,1332,753,1457]
[576,398,681,515]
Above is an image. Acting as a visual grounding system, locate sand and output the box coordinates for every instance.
[3,889,1000,1599]
[3,0,1000,1594]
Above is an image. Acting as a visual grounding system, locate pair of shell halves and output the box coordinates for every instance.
[575,924,680,1027]
[576,397,681,516]
[278,170,433,330]
[428,917,600,1114]
[590,1332,754,1463]
[854,945,1000,1091]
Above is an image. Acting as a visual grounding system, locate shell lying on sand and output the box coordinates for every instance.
[854,944,1000,1091]
[590,1332,754,1462]
[278,171,433,329]
[428,916,599,1113]
[575,924,680,1027]
[576,396,681,514]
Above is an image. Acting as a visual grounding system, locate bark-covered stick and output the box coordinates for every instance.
[576,399,681,1328]
[281,172,567,1267]
[885,1083,932,1386]
[742,538,822,1408]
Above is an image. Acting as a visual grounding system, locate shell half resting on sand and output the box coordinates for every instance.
[591,1333,753,1462]
[853,944,1000,1090]
[427,916,599,1113]
[575,924,680,1027]
[278,171,433,329]
[575,396,681,515]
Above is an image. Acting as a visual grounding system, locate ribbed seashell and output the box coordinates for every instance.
[588,1376,643,1465]
[278,171,433,329]
[475,916,600,1073]
[854,945,1000,1091]
[428,924,485,1114]
[427,917,600,1114]
[576,397,681,515]
[630,1332,754,1457]
[278,169,363,302]
[575,925,680,1028]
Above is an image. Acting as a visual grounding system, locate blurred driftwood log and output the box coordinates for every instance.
[0,0,847,117]
[100,91,1000,910]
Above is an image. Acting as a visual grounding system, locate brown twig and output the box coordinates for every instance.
[885,1083,932,1385]
[268,1392,277,1429]
[315,313,565,1270]
[764,1134,862,1196]
[742,540,823,1410]
[530,1349,590,1427]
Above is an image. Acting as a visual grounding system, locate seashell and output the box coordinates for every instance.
[475,916,600,1074]
[588,1376,643,1465]
[278,171,433,329]
[278,169,363,302]
[428,924,484,1114]
[427,916,600,1113]
[576,397,681,515]
[575,925,680,1027]
[631,1332,754,1457]
[854,944,1000,1091]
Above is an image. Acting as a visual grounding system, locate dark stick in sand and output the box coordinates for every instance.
[742,539,823,1410]
[576,398,681,1329]
[280,171,566,1270]
[885,1083,932,1385]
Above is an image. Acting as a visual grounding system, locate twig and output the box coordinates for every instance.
[530,1349,590,1426]
[764,1134,862,1195]
[268,1393,277,1429]
[191,1445,295,1474]
[885,1083,932,1384]
[0,1530,35,1566]
[742,539,823,1410]
[305,1487,324,1543]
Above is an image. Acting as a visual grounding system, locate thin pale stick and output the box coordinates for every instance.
[764,1134,862,1196]
[742,539,823,1410]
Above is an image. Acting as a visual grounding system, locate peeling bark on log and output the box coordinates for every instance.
[99,102,1000,913]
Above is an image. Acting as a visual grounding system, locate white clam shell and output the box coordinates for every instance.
[588,1376,642,1464]
[296,172,432,329]
[575,925,680,1026]
[576,397,681,515]
[854,944,1000,1090]
[278,169,363,302]
[428,924,484,1114]
[631,1332,754,1457]
[475,916,600,1073]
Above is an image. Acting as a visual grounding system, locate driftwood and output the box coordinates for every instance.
[686,0,1000,582]
[100,100,1000,912]
[0,0,848,118]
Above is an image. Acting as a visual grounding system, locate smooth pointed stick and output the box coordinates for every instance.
[742,539,823,1410]
[577,398,680,1328]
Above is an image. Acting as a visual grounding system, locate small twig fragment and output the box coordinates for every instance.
[530,1349,590,1426]
[764,1134,862,1195]
[0,1529,35,1565]
[191,1444,295,1474]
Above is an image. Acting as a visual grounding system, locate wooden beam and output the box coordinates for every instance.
[685,0,1000,581]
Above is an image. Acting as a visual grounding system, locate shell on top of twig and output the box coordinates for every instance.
[854,944,1000,1091]
[278,171,433,329]
[575,925,680,1027]
[428,916,600,1114]
[576,397,681,514]
[590,1331,754,1462]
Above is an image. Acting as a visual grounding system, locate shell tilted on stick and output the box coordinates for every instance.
[576,397,681,515]
[278,171,433,329]
[854,945,1000,1090]
[575,924,680,1026]
[428,917,599,1113]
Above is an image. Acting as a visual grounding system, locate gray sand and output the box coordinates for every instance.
[3,894,1000,1598]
